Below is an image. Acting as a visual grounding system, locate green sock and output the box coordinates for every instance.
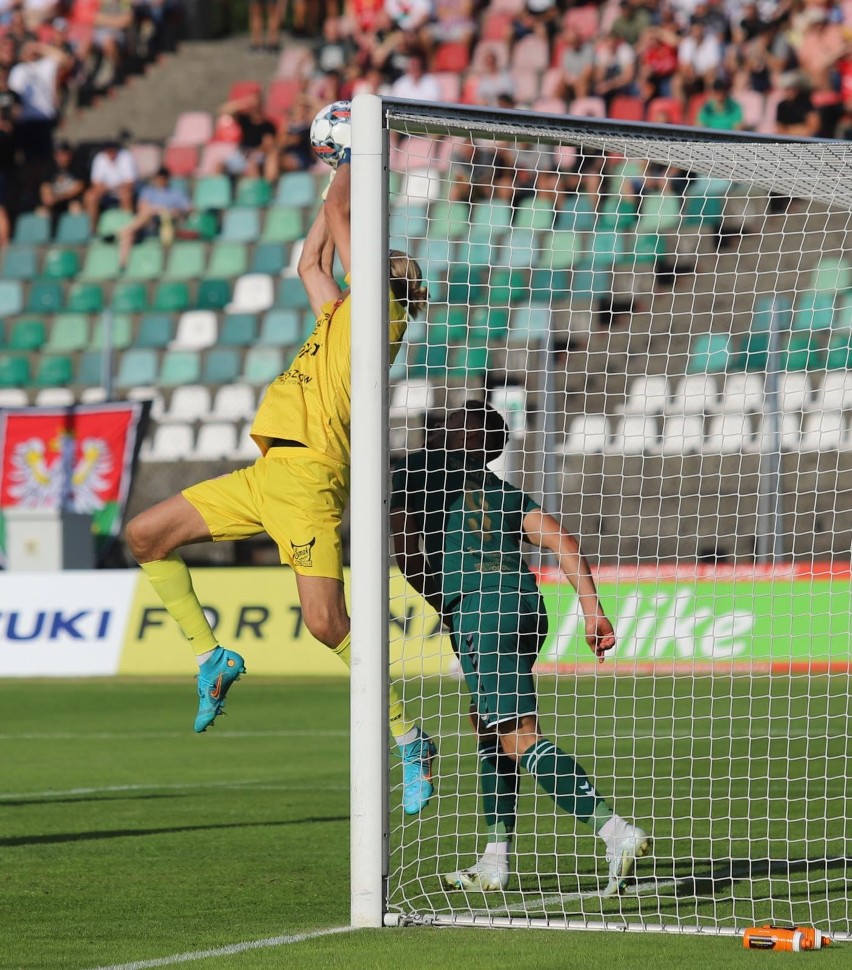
[520,737,606,823]
[478,735,518,842]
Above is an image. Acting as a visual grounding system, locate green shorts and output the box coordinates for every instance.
[451,590,547,730]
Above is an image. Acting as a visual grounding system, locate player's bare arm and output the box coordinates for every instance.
[298,204,342,318]
[390,507,445,618]
[521,508,615,661]
[324,159,352,276]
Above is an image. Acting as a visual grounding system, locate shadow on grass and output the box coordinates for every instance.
[672,855,851,898]
[1,816,349,847]
[1,792,193,808]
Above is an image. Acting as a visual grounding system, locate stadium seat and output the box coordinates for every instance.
[792,291,835,333]
[182,209,219,240]
[42,247,80,279]
[153,281,191,313]
[35,386,75,406]
[813,256,852,293]
[135,313,173,348]
[800,409,848,451]
[34,354,74,388]
[489,267,527,306]
[220,207,262,243]
[219,313,258,346]
[660,413,704,455]
[26,280,63,314]
[170,110,214,146]
[539,230,579,269]
[433,41,470,73]
[622,375,669,415]
[76,351,107,387]
[555,194,596,232]
[261,208,303,243]
[250,242,286,275]
[0,280,23,316]
[110,282,147,314]
[720,372,764,415]
[825,330,852,369]
[129,142,163,180]
[193,175,232,210]
[275,277,310,310]
[469,199,513,242]
[259,309,302,346]
[235,178,272,208]
[162,384,211,422]
[171,310,217,350]
[81,243,120,280]
[192,421,239,460]
[92,313,132,350]
[683,178,727,232]
[668,373,720,414]
[562,414,609,454]
[0,387,27,406]
[97,209,134,239]
[275,172,317,208]
[202,347,242,384]
[125,241,164,280]
[509,306,550,343]
[164,144,200,177]
[144,423,195,461]
[0,353,30,387]
[265,77,301,119]
[688,333,732,374]
[116,348,159,387]
[9,318,46,351]
[228,274,275,314]
[243,346,285,383]
[208,242,248,278]
[211,383,256,421]
[66,282,104,314]
[56,212,91,245]
[13,212,50,244]
[160,350,201,386]
[197,141,238,177]
[568,96,606,118]
[228,79,262,101]
[636,193,682,234]
[514,198,557,232]
[3,246,38,279]
[196,278,231,310]
[165,241,206,280]
[704,412,756,453]
[646,97,684,125]
[782,332,821,371]
[609,95,644,121]
[46,314,89,352]
[609,414,661,455]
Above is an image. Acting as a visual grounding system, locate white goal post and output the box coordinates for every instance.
[349,93,852,938]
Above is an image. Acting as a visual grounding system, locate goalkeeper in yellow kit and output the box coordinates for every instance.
[125,155,436,814]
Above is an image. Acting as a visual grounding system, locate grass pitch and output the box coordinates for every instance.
[1,676,848,970]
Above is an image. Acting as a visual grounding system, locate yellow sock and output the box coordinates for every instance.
[140,553,219,655]
[333,634,415,741]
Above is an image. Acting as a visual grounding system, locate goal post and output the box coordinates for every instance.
[349,93,852,938]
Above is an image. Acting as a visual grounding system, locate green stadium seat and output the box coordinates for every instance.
[67,282,104,313]
[56,212,91,245]
[415,236,453,273]
[250,242,286,275]
[683,178,727,231]
[468,307,508,343]
[456,241,493,270]
[0,321,5,346]
[116,348,159,387]
[488,268,528,306]
[813,256,852,294]
[153,281,191,312]
[688,333,731,374]
[529,268,570,302]
[26,280,63,314]
[208,242,248,278]
[42,247,80,279]
[196,278,231,310]
[97,209,134,238]
[447,343,489,378]
[0,353,30,387]
[389,203,428,240]
[427,200,470,242]
[588,230,624,268]
[243,346,285,383]
[276,278,309,309]
[783,332,822,371]
[219,313,257,346]
[469,200,513,244]
[513,197,557,231]
[221,207,262,243]
[80,243,121,280]
[165,242,206,280]
[13,212,50,244]
[261,207,302,243]
[236,177,272,208]
[9,318,46,351]
[736,329,769,372]
[34,354,74,387]
[91,313,132,350]
[570,268,611,302]
[0,280,23,316]
[202,347,242,384]
[160,349,201,386]
[193,175,232,210]
[183,210,219,240]
[792,291,835,332]
[540,229,579,269]
[510,305,551,343]
[259,309,301,346]
[753,294,793,333]
[628,232,667,266]
[47,314,90,352]
[76,351,107,386]
[275,172,316,207]
[111,282,149,314]
[136,313,173,348]
[555,195,596,233]
[826,330,852,369]
[636,192,682,234]
[126,241,164,280]
[3,245,38,279]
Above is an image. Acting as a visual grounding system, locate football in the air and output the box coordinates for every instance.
[310,100,352,169]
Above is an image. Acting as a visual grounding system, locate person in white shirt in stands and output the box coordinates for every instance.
[22,0,59,30]
[390,53,442,102]
[85,140,138,231]
[8,41,72,163]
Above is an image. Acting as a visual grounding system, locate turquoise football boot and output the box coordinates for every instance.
[399,729,436,815]
[194,647,246,733]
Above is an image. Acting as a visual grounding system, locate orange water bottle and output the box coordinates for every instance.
[743,925,832,951]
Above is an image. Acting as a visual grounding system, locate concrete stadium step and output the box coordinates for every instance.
[62,37,283,144]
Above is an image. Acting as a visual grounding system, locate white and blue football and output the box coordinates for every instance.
[310,100,352,169]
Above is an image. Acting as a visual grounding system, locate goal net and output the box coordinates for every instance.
[348,95,852,939]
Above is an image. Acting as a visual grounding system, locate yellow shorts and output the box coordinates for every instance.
[182,446,348,580]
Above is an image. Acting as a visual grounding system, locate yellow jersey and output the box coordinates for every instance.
[251,288,408,464]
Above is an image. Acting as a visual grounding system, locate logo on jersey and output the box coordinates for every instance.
[291,537,316,567]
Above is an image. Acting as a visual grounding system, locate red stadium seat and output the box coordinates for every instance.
[687,93,710,125]
[265,78,301,119]
[164,144,199,177]
[646,97,684,125]
[569,96,606,118]
[434,72,462,103]
[461,75,482,104]
[481,12,513,41]
[228,80,263,102]
[511,34,549,72]
[533,97,567,115]
[433,42,470,74]
[170,111,214,147]
[213,113,242,144]
[609,95,644,121]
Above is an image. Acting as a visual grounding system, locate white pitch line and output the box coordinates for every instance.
[466,877,684,916]
[0,729,348,741]
[82,925,353,970]
[0,779,348,801]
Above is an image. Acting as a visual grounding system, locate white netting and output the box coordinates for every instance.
[379,104,851,937]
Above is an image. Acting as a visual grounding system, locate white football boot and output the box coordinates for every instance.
[602,824,652,897]
[443,850,511,892]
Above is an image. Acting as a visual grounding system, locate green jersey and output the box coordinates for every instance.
[391,448,542,611]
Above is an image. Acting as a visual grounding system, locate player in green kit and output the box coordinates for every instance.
[390,402,651,895]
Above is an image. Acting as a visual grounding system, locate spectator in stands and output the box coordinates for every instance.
[0,63,20,247]
[675,17,723,100]
[360,9,415,82]
[385,0,432,36]
[791,7,849,94]
[696,77,744,130]
[390,53,441,102]
[590,32,637,106]
[775,71,820,136]
[635,23,680,100]
[350,63,391,97]
[278,93,317,172]
[7,7,37,54]
[473,49,513,106]
[426,0,476,53]
[117,166,191,268]
[316,16,356,74]
[512,0,561,45]
[37,138,87,224]
[611,0,653,47]
[23,0,59,29]
[249,0,285,52]
[85,139,138,230]
[555,25,594,100]
[218,90,279,182]
[9,41,71,164]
